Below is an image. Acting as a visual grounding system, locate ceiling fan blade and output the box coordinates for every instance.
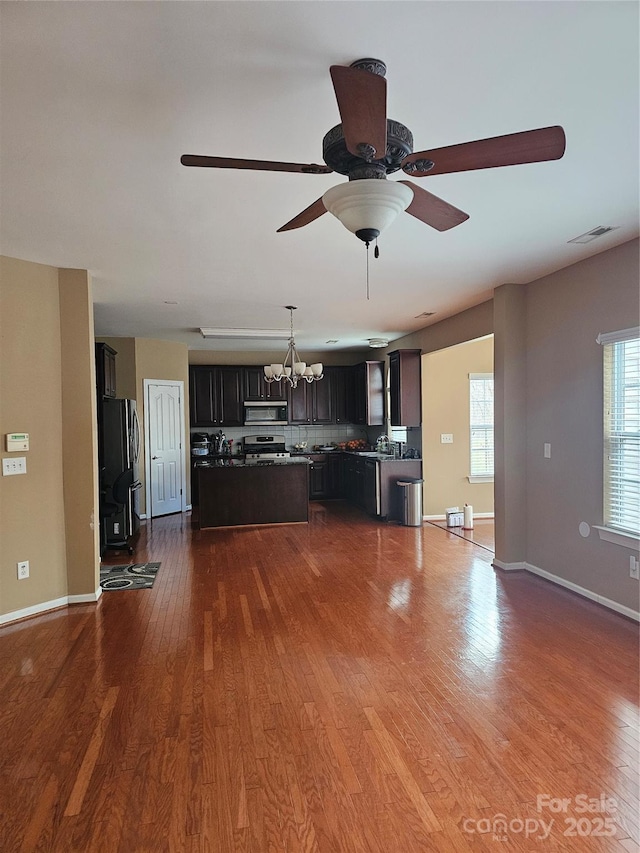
[403,126,566,177]
[180,155,332,174]
[330,65,387,162]
[399,181,469,231]
[277,197,327,232]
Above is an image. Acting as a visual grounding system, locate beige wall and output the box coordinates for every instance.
[0,257,100,620]
[59,270,101,596]
[95,336,191,515]
[0,257,67,616]
[135,338,190,515]
[96,336,136,399]
[422,337,494,516]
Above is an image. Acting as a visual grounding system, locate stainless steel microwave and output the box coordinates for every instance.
[243,401,289,426]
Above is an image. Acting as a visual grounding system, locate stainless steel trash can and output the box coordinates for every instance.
[397,478,423,527]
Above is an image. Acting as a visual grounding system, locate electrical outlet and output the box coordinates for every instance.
[630,556,640,580]
[440,434,454,444]
[17,560,29,580]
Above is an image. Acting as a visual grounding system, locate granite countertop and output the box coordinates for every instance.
[290,449,421,462]
[194,457,311,468]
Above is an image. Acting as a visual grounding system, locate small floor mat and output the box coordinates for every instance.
[99,562,161,590]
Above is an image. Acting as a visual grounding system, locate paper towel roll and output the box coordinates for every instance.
[463,504,474,529]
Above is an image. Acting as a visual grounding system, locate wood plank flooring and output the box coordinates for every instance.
[427,518,495,552]
[1,501,638,851]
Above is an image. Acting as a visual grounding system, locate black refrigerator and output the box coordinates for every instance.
[99,397,142,551]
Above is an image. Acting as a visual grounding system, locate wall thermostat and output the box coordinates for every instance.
[6,433,29,452]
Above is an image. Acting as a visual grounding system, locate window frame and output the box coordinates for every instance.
[596,326,640,548]
[468,372,494,483]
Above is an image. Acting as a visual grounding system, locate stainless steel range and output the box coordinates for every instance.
[243,434,290,460]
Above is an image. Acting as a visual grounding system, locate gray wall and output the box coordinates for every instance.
[523,239,639,611]
[386,240,639,614]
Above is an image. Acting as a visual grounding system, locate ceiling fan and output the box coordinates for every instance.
[181,58,566,244]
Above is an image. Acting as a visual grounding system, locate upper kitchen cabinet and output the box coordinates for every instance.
[243,367,286,402]
[327,366,353,424]
[95,342,117,399]
[350,361,384,426]
[388,349,422,427]
[288,373,333,424]
[189,366,243,427]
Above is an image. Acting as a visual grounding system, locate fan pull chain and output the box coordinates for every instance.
[364,238,381,300]
[366,242,370,300]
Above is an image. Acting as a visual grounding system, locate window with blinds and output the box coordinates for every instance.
[603,332,640,534]
[469,373,494,479]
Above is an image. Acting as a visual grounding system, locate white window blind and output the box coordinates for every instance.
[602,331,640,534]
[469,373,494,478]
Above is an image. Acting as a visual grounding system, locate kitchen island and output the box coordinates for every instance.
[195,458,310,529]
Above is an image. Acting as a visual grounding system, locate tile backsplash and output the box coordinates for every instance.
[191,425,422,455]
[191,424,371,452]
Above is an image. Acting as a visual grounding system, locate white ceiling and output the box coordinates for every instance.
[1,1,638,352]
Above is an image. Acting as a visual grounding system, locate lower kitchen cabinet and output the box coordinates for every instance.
[307,453,342,500]
[341,454,423,519]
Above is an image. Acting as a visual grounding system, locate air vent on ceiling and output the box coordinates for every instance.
[567,226,619,245]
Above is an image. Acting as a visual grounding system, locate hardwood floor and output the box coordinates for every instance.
[1,502,638,852]
[427,518,495,552]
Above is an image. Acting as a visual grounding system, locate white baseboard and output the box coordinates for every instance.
[186,504,192,511]
[494,560,640,622]
[0,588,102,626]
[68,587,102,605]
[425,513,495,521]
[0,596,69,626]
[492,559,528,571]
[139,513,147,520]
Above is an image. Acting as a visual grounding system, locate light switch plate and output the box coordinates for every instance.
[544,443,551,459]
[2,456,27,476]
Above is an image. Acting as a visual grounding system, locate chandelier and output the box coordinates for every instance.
[264,306,323,389]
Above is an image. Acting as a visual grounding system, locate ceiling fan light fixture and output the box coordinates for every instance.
[322,179,413,242]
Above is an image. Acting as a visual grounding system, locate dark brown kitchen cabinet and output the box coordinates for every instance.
[344,455,376,512]
[243,367,286,402]
[327,366,353,424]
[287,375,333,424]
[350,361,384,426]
[95,342,117,399]
[189,366,243,427]
[341,453,422,518]
[389,349,421,427]
[308,452,342,499]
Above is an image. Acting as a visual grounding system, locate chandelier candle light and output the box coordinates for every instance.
[264,306,323,389]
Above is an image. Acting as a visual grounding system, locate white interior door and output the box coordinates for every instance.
[147,381,183,517]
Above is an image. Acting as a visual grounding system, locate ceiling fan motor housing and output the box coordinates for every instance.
[323,119,414,180]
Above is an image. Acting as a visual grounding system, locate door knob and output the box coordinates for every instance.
[152,455,162,460]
